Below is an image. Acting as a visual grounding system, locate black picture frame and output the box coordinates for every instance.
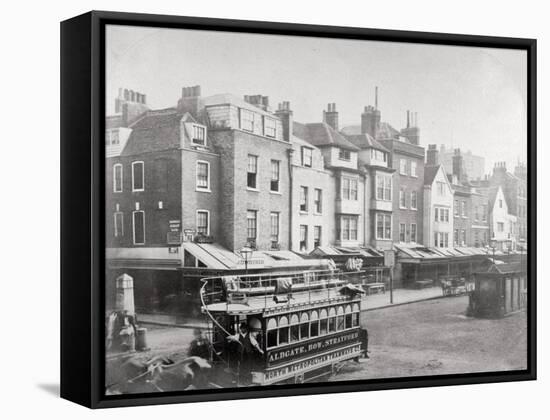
[60,10,537,409]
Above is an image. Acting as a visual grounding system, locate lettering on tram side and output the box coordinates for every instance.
[267,331,360,365]
[265,344,362,382]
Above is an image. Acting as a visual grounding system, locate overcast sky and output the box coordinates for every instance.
[106,25,527,175]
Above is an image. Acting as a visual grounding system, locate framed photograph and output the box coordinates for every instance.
[61,11,536,408]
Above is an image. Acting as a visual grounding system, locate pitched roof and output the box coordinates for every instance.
[344,133,389,152]
[121,109,182,156]
[377,122,401,140]
[424,164,443,186]
[340,125,361,136]
[106,115,124,129]
[292,122,359,151]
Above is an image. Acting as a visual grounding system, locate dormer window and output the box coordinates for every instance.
[339,149,351,161]
[371,149,387,163]
[192,124,206,146]
[105,129,119,146]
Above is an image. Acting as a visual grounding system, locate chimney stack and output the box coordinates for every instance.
[426,144,439,166]
[323,103,339,131]
[452,148,467,183]
[400,110,420,145]
[177,85,202,117]
[274,101,293,142]
[115,87,149,126]
[244,94,270,111]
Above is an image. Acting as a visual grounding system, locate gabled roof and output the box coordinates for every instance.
[121,109,182,156]
[343,133,389,152]
[293,122,359,151]
[424,165,442,186]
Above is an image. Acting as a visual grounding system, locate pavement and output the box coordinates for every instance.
[138,286,445,329]
[362,286,443,310]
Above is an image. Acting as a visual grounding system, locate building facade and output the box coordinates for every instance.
[423,163,454,248]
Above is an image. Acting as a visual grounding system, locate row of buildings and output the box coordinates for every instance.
[105,85,527,318]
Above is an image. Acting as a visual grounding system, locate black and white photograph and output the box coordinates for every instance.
[103,23,530,395]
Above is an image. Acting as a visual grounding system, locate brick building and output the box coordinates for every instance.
[285,103,335,252]
[201,92,291,251]
[290,104,367,249]
[105,88,221,250]
[343,101,425,248]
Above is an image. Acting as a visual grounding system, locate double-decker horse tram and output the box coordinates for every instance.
[200,269,367,387]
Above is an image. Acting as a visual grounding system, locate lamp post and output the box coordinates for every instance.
[488,238,497,264]
[240,244,253,276]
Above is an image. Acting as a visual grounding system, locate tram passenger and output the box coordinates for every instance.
[227,320,264,384]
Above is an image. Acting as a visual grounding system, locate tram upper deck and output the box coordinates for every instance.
[201,269,366,316]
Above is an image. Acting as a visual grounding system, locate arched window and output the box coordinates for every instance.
[319,309,328,335]
[352,303,360,327]
[113,164,123,193]
[337,306,345,331]
[300,312,310,340]
[278,316,289,345]
[290,314,300,342]
[344,305,353,329]
[328,307,337,332]
[310,310,319,337]
[267,318,278,348]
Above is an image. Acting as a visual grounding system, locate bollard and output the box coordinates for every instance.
[136,327,149,352]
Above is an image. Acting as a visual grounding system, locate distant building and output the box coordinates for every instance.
[486,186,518,251]
[439,144,485,181]
[489,162,527,245]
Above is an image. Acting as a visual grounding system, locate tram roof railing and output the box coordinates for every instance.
[200,268,366,311]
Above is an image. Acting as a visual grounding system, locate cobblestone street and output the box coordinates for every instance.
[332,295,527,381]
[136,293,527,386]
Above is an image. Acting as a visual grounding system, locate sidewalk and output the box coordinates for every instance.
[362,286,443,311]
[139,286,445,329]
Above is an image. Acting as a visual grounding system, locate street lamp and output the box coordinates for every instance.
[240,243,253,276]
[488,238,497,264]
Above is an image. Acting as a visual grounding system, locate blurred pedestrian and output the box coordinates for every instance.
[188,328,210,360]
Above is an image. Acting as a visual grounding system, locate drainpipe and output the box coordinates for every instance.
[288,148,294,250]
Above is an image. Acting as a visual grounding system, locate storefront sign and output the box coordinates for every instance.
[169,220,181,232]
[264,344,362,383]
[267,331,359,366]
[384,250,396,267]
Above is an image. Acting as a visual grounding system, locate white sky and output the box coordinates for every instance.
[106,25,527,175]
